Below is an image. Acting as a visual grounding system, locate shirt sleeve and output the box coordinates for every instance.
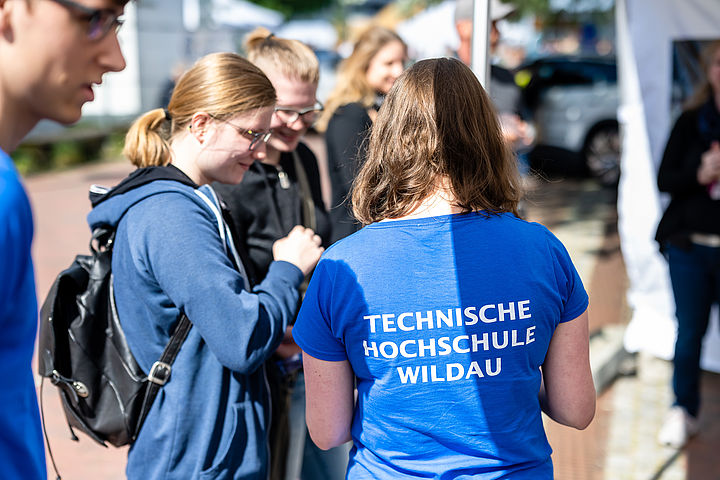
[124,192,303,374]
[293,257,349,361]
[547,232,589,323]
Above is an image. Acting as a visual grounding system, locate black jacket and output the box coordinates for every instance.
[656,103,720,250]
[325,102,373,243]
[213,142,331,284]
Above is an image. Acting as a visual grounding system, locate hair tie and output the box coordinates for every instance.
[163,108,171,121]
[265,32,275,41]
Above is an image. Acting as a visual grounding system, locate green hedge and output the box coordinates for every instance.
[12,130,126,176]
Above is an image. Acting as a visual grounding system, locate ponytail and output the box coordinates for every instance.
[123,108,172,168]
[122,53,275,169]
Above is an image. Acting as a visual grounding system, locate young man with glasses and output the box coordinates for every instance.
[0,0,127,477]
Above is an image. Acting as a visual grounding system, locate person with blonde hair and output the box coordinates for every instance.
[294,57,595,479]
[212,27,345,480]
[655,39,720,448]
[89,52,323,479]
[316,25,407,242]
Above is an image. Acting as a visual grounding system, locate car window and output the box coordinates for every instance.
[520,58,616,108]
[537,62,616,87]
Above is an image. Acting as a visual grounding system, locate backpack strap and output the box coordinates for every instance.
[195,185,250,290]
[133,313,192,441]
[131,185,247,439]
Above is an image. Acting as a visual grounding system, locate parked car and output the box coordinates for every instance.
[517,56,620,185]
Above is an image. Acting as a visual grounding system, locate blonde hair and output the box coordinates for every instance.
[684,40,720,111]
[244,27,319,85]
[123,52,276,168]
[315,26,406,132]
[352,57,521,224]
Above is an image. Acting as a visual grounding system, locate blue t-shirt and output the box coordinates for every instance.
[294,212,588,479]
[0,149,46,479]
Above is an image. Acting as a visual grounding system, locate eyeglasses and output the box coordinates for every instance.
[49,0,124,41]
[212,116,272,152]
[274,101,324,126]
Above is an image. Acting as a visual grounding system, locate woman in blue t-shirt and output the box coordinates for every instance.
[294,57,596,479]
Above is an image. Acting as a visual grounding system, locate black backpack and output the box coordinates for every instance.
[37,167,197,475]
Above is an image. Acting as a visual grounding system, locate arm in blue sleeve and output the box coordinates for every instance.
[546,231,589,323]
[293,258,348,361]
[128,193,303,374]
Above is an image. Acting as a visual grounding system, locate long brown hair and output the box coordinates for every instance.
[123,52,276,168]
[315,26,406,132]
[352,57,521,224]
[684,40,720,111]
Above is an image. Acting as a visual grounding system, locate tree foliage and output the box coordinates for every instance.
[244,0,612,28]
[249,0,333,18]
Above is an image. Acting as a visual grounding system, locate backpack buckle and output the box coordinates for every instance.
[148,361,172,385]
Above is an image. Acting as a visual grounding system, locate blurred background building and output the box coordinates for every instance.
[25,0,618,141]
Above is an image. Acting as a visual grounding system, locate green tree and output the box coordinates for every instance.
[249,0,332,18]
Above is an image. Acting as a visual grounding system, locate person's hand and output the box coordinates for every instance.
[272,225,323,276]
[499,113,534,150]
[275,326,302,359]
[697,141,720,185]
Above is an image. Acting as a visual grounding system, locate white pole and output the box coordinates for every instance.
[470,0,491,88]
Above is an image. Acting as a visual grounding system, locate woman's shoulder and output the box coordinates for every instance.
[665,107,702,141]
[461,213,568,254]
[326,103,372,138]
[332,102,370,120]
[507,214,563,241]
[675,106,701,127]
[122,182,220,228]
[336,101,365,112]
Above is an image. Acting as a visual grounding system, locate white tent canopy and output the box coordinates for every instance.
[396,0,459,61]
[211,0,284,29]
[275,18,338,51]
[616,0,720,371]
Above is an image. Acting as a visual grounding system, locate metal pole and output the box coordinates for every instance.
[470,0,491,89]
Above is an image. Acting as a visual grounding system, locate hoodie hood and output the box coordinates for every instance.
[87,166,198,231]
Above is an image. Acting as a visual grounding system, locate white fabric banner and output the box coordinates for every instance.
[617,0,720,372]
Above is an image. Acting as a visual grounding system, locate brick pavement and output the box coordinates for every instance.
[29,159,133,480]
[524,177,720,480]
[25,157,720,479]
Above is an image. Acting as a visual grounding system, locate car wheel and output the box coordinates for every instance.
[583,124,620,186]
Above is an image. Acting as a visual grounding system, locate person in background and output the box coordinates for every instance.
[655,39,720,449]
[294,57,595,479]
[0,1,128,478]
[454,0,534,157]
[158,61,187,108]
[315,26,407,243]
[92,52,323,479]
[212,28,344,480]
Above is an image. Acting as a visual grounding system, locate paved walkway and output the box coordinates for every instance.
[29,159,133,480]
[25,158,720,479]
[523,178,720,480]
